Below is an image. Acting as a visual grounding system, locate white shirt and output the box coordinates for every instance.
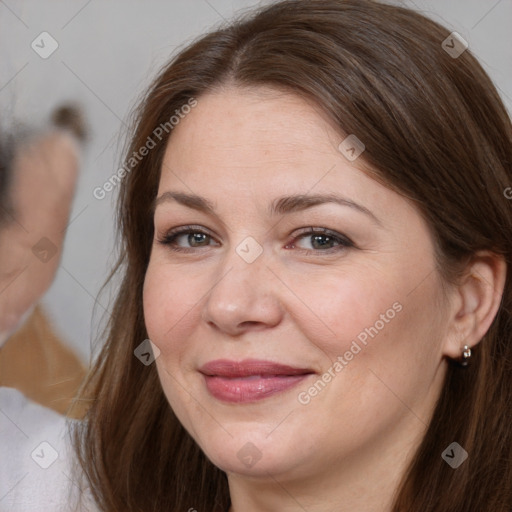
[0,387,98,512]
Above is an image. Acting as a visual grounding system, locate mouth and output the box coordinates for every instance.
[199,359,315,403]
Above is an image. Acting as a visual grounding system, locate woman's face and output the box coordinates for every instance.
[143,86,452,482]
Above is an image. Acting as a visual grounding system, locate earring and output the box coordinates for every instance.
[459,345,472,367]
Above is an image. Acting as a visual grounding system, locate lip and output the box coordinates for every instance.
[199,359,315,403]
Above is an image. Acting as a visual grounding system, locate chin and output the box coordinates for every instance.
[196,427,308,478]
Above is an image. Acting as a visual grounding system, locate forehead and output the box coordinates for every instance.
[157,86,420,233]
[160,86,360,188]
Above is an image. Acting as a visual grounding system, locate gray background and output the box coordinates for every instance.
[1,0,510,364]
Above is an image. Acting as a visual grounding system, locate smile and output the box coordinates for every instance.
[199,359,315,403]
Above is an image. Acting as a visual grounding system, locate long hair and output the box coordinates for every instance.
[74,1,512,510]
[0,131,12,227]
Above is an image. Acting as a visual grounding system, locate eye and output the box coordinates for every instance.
[156,225,218,252]
[286,227,354,254]
[156,225,354,255]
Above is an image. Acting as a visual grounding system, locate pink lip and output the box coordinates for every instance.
[199,359,315,403]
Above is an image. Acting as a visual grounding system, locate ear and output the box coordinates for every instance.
[443,251,507,360]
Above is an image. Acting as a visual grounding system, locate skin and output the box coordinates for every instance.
[0,131,79,344]
[143,85,506,512]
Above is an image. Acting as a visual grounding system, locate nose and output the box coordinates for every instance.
[201,242,284,336]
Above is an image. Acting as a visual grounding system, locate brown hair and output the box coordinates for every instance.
[74,0,512,510]
[0,131,12,227]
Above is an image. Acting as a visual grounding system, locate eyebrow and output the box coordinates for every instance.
[153,191,382,226]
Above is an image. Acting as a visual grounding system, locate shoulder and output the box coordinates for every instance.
[0,387,98,511]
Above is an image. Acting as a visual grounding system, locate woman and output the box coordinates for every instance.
[2,0,511,510]
[75,0,512,510]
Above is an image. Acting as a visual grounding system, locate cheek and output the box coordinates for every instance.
[289,266,403,359]
[143,264,166,343]
[295,262,444,398]
[143,263,204,422]
[143,261,213,359]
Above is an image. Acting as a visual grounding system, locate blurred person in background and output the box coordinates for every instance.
[0,105,87,415]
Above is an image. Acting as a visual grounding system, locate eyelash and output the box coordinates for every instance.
[156,224,355,255]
